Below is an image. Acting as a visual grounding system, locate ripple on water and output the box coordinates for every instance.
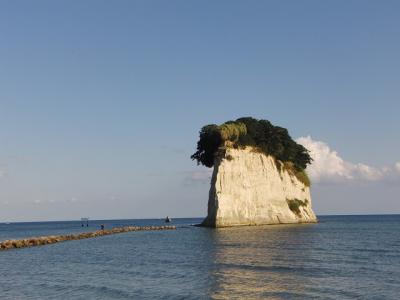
[0,216,400,299]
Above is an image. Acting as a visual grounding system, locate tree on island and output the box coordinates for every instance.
[191,117,312,186]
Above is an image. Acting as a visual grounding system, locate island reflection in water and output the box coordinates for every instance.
[208,224,319,299]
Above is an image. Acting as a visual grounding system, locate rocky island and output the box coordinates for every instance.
[192,117,317,227]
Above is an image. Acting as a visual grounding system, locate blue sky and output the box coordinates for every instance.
[0,1,399,221]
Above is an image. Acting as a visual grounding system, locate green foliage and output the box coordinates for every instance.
[295,169,311,187]
[190,124,222,167]
[286,198,308,215]
[236,117,312,170]
[191,117,312,174]
[282,162,311,187]
[218,122,247,142]
[225,154,234,161]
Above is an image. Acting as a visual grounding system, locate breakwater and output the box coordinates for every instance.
[0,225,176,251]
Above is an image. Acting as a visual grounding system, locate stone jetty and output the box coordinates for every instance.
[0,225,176,251]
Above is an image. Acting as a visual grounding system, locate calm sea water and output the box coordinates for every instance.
[0,215,399,299]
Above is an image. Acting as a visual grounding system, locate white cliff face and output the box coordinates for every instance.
[202,147,317,227]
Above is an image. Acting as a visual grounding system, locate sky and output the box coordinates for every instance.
[0,1,399,221]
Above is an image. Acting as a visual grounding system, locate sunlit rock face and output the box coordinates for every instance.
[202,147,317,227]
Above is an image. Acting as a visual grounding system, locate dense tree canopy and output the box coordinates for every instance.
[191,117,312,172]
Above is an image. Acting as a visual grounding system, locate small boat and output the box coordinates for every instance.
[165,216,171,223]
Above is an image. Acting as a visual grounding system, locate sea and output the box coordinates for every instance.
[0,215,399,299]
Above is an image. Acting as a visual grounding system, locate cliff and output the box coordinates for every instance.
[201,147,317,227]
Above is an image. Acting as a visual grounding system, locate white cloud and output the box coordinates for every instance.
[31,197,79,205]
[396,162,400,173]
[183,169,212,185]
[68,197,78,203]
[296,136,397,184]
[0,165,7,178]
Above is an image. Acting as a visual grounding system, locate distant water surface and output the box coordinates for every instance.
[0,215,399,299]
